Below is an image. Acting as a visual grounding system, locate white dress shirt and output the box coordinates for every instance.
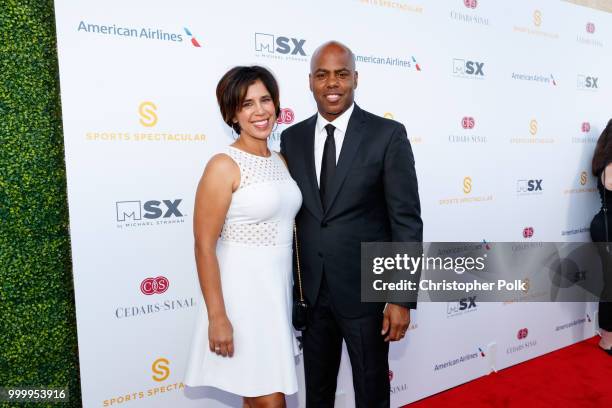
[314,103,355,187]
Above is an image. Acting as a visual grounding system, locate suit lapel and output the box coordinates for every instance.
[299,114,324,218]
[323,105,366,214]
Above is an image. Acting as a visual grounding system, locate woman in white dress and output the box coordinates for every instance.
[184,66,302,407]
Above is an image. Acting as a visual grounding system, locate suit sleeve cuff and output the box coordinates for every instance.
[389,301,417,310]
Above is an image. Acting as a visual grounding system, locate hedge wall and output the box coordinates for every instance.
[0,1,81,406]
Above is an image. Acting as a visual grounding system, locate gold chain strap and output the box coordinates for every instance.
[293,223,304,302]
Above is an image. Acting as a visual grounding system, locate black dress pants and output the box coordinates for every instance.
[302,278,390,408]
[600,301,612,331]
[591,211,612,331]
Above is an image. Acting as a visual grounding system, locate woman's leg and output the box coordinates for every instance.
[243,393,286,408]
[600,302,612,331]
[599,301,612,351]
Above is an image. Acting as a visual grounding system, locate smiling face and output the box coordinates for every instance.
[233,80,276,141]
[309,43,358,122]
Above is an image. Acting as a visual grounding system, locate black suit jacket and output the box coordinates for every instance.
[281,104,423,318]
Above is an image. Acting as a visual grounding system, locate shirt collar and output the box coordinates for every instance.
[316,103,355,135]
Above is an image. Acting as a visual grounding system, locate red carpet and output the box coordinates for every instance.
[407,336,612,408]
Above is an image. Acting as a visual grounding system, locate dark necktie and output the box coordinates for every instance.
[320,124,336,209]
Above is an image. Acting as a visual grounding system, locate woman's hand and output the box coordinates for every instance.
[208,315,234,357]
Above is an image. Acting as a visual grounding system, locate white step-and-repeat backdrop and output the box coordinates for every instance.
[54,0,610,406]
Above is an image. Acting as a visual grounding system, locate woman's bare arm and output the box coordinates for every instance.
[193,153,239,356]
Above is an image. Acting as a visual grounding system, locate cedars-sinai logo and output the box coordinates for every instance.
[462,117,475,129]
[586,22,595,34]
[450,0,489,26]
[276,108,295,124]
[517,328,529,340]
[575,122,596,144]
[269,107,296,145]
[523,227,534,239]
[141,276,170,295]
[581,122,591,133]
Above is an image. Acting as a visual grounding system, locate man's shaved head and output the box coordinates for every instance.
[310,41,356,73]
[308,41,358,122]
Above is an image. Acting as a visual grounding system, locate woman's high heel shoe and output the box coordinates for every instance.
[599,329,612,355]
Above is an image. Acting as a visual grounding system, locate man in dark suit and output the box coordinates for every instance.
[280,41,423,408]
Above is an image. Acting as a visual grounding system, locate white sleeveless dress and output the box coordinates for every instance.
[185,146,302,397]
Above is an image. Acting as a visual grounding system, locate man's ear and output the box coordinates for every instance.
[309,73,313,92]
[354,71,358,89]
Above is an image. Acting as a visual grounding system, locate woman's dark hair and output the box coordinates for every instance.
[592,119,612,176]
[216,66,281,134]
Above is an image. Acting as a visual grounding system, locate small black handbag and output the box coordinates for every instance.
[292,224,309,331]
[605,169,609,253]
